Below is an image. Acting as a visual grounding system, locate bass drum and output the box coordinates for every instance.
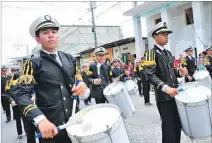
[103,81,135,118]
[175,81,212,139]
[124,80,138,96]
[66,104,130,143]
[193,70,212,86]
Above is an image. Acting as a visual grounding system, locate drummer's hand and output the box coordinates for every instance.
[179,67,188,76]
[187,76,193,81]
[165,87,179,96]
[72,82,87,96]
[94,79,101,85]
[38,119,58,139]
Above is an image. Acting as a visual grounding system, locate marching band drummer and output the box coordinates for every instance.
[181,46,196,82]
[110,57,129,82]
[86,47,112,104]
[9,15,90,143]
[144,22,189,143]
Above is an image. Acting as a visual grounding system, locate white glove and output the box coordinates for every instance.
[11,100,17,107]
[93,79,101,85]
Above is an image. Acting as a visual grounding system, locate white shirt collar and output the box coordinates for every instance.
[155,43,165,51]
[186,54,192,59]
[42,49,58,56]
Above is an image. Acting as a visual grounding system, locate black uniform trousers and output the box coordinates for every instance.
[25,119,41,143]
[13,106,28,135]
[2,96,11,120]
[157,100,181,143]
[137,80,142,95]
[142,81,150,103]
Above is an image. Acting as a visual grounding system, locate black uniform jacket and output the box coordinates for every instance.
[145,45,179,102]
[184,56,197,76]
[10,50,77,127]
[111,67,126,81]
[87,62,111,100]
[135,65,148,82]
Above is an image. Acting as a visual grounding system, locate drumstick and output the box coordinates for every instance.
[72,80,80,116]
[35,116,83,138]
[177,82,198,92]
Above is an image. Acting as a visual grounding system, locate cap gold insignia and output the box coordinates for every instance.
[164,22,168,29]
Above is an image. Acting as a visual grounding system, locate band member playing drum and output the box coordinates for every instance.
[181,46,196,82]
[111,57,129,82]
[145,22,188,143]
[87,47,112,104]
[9,15,89,143]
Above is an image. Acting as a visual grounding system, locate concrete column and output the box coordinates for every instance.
[160,9,171,51]
[192,2,205,54]
[132,2,145,58]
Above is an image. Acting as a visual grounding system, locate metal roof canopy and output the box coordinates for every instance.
[123,2,185,18]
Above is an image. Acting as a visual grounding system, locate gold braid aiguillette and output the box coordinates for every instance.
[15,59,36,85]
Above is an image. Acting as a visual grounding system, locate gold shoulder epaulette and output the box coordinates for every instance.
[86,71,93,76]
[144,50,156,66]
[181,57,187,66]
[139,66,144,71]
[15,59,36,86]
[204,58,210,66]
[109,71,113,76]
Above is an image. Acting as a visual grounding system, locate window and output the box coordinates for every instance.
[123,47,128,50]
[155,18,162,25]
[185,7,194,25]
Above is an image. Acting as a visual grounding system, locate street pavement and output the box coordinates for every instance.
[1,91,212,143]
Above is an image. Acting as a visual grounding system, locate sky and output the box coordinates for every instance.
[2,1,146,64]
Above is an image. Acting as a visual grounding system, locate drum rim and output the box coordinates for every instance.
[175,96,211,106]
[175,81,212,105]
[193,70,210,80]
[66,104,123,142]
[104,81,124,97]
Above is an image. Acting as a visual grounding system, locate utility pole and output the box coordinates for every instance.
[90,1,98,49]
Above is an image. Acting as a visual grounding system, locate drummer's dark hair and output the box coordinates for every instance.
[36,27,59,37]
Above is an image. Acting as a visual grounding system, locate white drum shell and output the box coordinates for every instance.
[103,82,136,118]
[193,70,212,87]
[175,82,212,139]
[124,80,138,95]
[66,104,130,143]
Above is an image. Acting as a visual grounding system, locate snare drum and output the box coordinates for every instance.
[124,80,138,96]
[193,70,212,87]
[103,81,136,118]
[175,82,212,139]
[66,104,130,143]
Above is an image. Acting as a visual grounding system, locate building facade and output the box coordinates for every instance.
[124,1,212,59]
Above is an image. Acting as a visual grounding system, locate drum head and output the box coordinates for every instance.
[103,81,124,96]
[125,80,136,91]
[193,70,209,80]
[66,104,120,137]
[175,82,211,103]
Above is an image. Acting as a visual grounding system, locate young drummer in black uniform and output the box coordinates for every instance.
[110,57,128,81]
[145,22,189,143]
[87,47,112,104]
[181,46,196,82]
[9,15,89,143]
